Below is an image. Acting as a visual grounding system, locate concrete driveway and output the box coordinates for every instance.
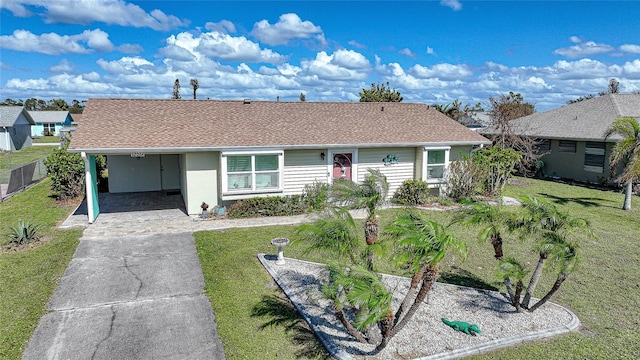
[23,211,226,359]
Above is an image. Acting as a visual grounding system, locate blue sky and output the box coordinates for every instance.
[1,0,639,110]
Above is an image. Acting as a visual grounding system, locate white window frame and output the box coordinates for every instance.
[221,150,284,198]
[422,146,450,183]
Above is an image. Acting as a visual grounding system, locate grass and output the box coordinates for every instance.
[0,146,55,173]
[32,136,60,144]
[0,179,82,359]
[195,177,640,360]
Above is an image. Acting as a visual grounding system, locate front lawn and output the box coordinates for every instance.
[195,177,639,359]
[0,179,82,359]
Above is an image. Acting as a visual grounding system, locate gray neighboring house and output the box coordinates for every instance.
[481,94,640,183]
[0,106,35,151]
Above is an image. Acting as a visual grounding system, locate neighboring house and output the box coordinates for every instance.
[29,110,73,137]
[0,106,35,151]
[480,94,640,183]
[70,113,83,124]
[68,99,490,222]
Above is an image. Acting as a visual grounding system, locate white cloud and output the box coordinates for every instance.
[569,36,582,44]
[348,40,366,49]
[82,72,101,81]
[97,56,155,75]
[50,59,74,73]
[205,20,236,34]
[118,43,143,54]
[0,62,12,70]
[251,13,326,46]
[409,63,473,80]
[440,0,462,11]
[3,0,188,31]
[553,40,614,58]
[622,59,640,79]
[426,47,435,55]
[620,44,640,54]
[162,31,287,64]
[399,48,417,58]
[0,28,117,54]
[300,50,370,81]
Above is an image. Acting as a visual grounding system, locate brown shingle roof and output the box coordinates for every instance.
[68,99,489,152]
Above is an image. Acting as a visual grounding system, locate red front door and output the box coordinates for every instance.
[332,153,353,181]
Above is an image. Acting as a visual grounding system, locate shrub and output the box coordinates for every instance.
[392,179,430,205]
[445,156,486,201]
[472,146,521,196]
[6,220,41,246]
[227,195,307,218]
[302,181,329,211]
[44,144,85,200]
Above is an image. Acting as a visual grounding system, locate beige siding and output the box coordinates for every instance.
[450,145,473,161]
[357,147,416,197]
[283,149,328,195]
[541,140,614,183]
[107,155,162,193]
[184,152,219,215]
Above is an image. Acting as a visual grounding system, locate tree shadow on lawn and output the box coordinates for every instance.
[538,193,616,208]
[251,293,330,359]
[439,266,499,291]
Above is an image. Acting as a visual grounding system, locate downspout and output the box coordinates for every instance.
[81,152,96,223]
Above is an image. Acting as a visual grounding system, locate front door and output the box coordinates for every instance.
[160,154,181,190]
[332,153,353,181]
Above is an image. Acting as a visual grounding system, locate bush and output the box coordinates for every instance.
[227,195,307,218]
[44,144,85,200]
[392,179,430,205]
[445,156,486,201]
[5,220,41,246]
[302,181,329,211]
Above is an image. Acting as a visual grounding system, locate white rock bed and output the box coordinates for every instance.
[259,255,579,360]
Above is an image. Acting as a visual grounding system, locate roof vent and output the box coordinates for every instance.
[244,99,251,104]
[381,106,384,112]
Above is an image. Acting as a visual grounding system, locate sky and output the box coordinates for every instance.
[1,0,639,111]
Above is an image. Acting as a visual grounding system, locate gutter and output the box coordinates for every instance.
[67,140,492,154]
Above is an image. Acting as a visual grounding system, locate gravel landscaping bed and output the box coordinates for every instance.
[259,255,579,360]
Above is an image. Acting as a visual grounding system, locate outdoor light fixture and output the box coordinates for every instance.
[320,152,325,160]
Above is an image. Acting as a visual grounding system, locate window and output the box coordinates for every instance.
[43,123,55,136]
[535,139,551,152]
[584,142,606,172]
[424,147,450,181]
[222,152,283,194]
[558,140,577,153]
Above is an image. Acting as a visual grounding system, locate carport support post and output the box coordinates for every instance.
[81,152,100,223]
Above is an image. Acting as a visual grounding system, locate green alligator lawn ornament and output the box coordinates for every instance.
[441,318,481,336]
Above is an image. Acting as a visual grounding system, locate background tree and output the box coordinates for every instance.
[432,99,483,123]
[359,82,402,102]
[605,117,640,210]
[299,92,306,101]
[487,92,540,175]
[172,79,181,99]
[608,78,620,94]
[190,78,199,99]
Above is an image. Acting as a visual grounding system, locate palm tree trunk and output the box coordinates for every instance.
[375,312,395,352]
[522,253,548,309]
[623,182,632,210]
[390,266,439,337]
[491,233,504,259]
[528,273,568,312]
[364,219,379,245]
[503,277,515,302]
[335,308,369,344]
[393,264,428,326]
[513,280,524,312]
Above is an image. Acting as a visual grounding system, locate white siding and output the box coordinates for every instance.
[357,147,416,197]
[283,149,329,195]
[184,152,219,215]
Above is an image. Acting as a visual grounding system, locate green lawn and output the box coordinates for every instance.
[0,179,82,359]
[32,136,61,144]
[195,177,640,359]
[0,146,55,173]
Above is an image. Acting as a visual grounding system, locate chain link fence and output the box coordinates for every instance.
[0,159,48,202]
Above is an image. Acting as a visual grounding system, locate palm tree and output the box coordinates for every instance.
[296,208,362,264]
[605,116,640,210]
[330,169,389,270]
[452,201,515,299]
[385,212,467,338]
[190,78,199,99]
[528,239,579,311]
[497,257,529,312]
[509,197,592,309]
